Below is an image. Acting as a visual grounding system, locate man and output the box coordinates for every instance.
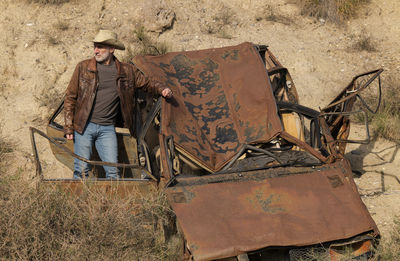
[64,29,172,179]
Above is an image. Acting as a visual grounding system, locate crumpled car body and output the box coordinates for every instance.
[30,42,383,260]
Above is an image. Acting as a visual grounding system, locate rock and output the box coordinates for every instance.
[144,7,175,33]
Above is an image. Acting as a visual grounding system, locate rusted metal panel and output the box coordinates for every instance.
[134,42,283,172]
[166,160,378,261]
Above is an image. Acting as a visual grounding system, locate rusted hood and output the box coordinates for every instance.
[134,42,283,172]
[166,160,378,260]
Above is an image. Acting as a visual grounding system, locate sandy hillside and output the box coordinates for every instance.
[0,0,399,240]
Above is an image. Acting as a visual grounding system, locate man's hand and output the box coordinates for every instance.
[66,134,74,140]
[161,88,173,98]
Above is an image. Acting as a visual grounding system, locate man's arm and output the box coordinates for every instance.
[132,64,172,98]
[64,63,81,139]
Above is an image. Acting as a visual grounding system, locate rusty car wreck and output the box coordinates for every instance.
[30,42,383,260]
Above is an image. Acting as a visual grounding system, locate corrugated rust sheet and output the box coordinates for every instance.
[166,160,378,261]
[134,42,283,172]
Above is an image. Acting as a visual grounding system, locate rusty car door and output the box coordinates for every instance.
[321,69,383,153]
[165,161,378,260]
[32,101,142,179]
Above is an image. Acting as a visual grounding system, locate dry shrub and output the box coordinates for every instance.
[0,124,13,175]
[294,0,370,23]
[213,8,235,27]
[47,35,61,46]
[0,176,181,260]
[351,75,400,142]
[217,29,233,39]
[372,218,400,260]
[289,247,329,260]
[201,7,236,37]
[134,25,170,55]
[352,35,376,52]
[350,34,377,52]
[368,76,400,142]
[121,25,171,63]
[25,0,70,4]
[255,5,294,25]
[54,20,70,31]
[348,30,377,52]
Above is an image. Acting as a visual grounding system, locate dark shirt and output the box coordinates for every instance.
[89,59,120,125]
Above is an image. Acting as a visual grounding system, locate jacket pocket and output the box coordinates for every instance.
[79,77,93,90]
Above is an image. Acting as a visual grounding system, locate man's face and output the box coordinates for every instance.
[94,43,115,64]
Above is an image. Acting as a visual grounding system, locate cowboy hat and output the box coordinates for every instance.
[93,30,125,50]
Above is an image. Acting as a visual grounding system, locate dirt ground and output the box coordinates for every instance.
[0,0,399,242]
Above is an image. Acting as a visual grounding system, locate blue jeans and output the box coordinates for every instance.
[73,122,119,179]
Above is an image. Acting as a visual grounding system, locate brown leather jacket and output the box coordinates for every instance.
[64,56,165,136]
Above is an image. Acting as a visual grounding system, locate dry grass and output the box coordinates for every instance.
[217,29,233,39]
[372,218,400,260]
[351,35,377,52]
[294,0,370,23]
[201,7,236,37]
[54,20,70,31]
[368,76,400,142]
[120,25,171,62]
[0,173,182,260]
[348,30,377,52]
[47,36,59,45]
[293,228,400,261]
[25,0,70,4]
[46,34,61,46]
[0,64,17,98]
[351,75,400,142]
[255,5,294,25]
[213,8,235,27]
[0,127,13,175]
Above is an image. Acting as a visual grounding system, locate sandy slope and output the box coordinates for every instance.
[0,0,399,239]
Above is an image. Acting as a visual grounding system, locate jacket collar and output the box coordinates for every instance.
[87,57,97,72]
[87,56,124,77]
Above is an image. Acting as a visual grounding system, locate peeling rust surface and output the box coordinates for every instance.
[134,42,283,172]
[166,161,378,261]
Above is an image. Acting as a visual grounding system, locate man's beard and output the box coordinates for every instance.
[95,53,111,63]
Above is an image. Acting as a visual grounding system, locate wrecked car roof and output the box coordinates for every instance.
[134,42,283,172]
